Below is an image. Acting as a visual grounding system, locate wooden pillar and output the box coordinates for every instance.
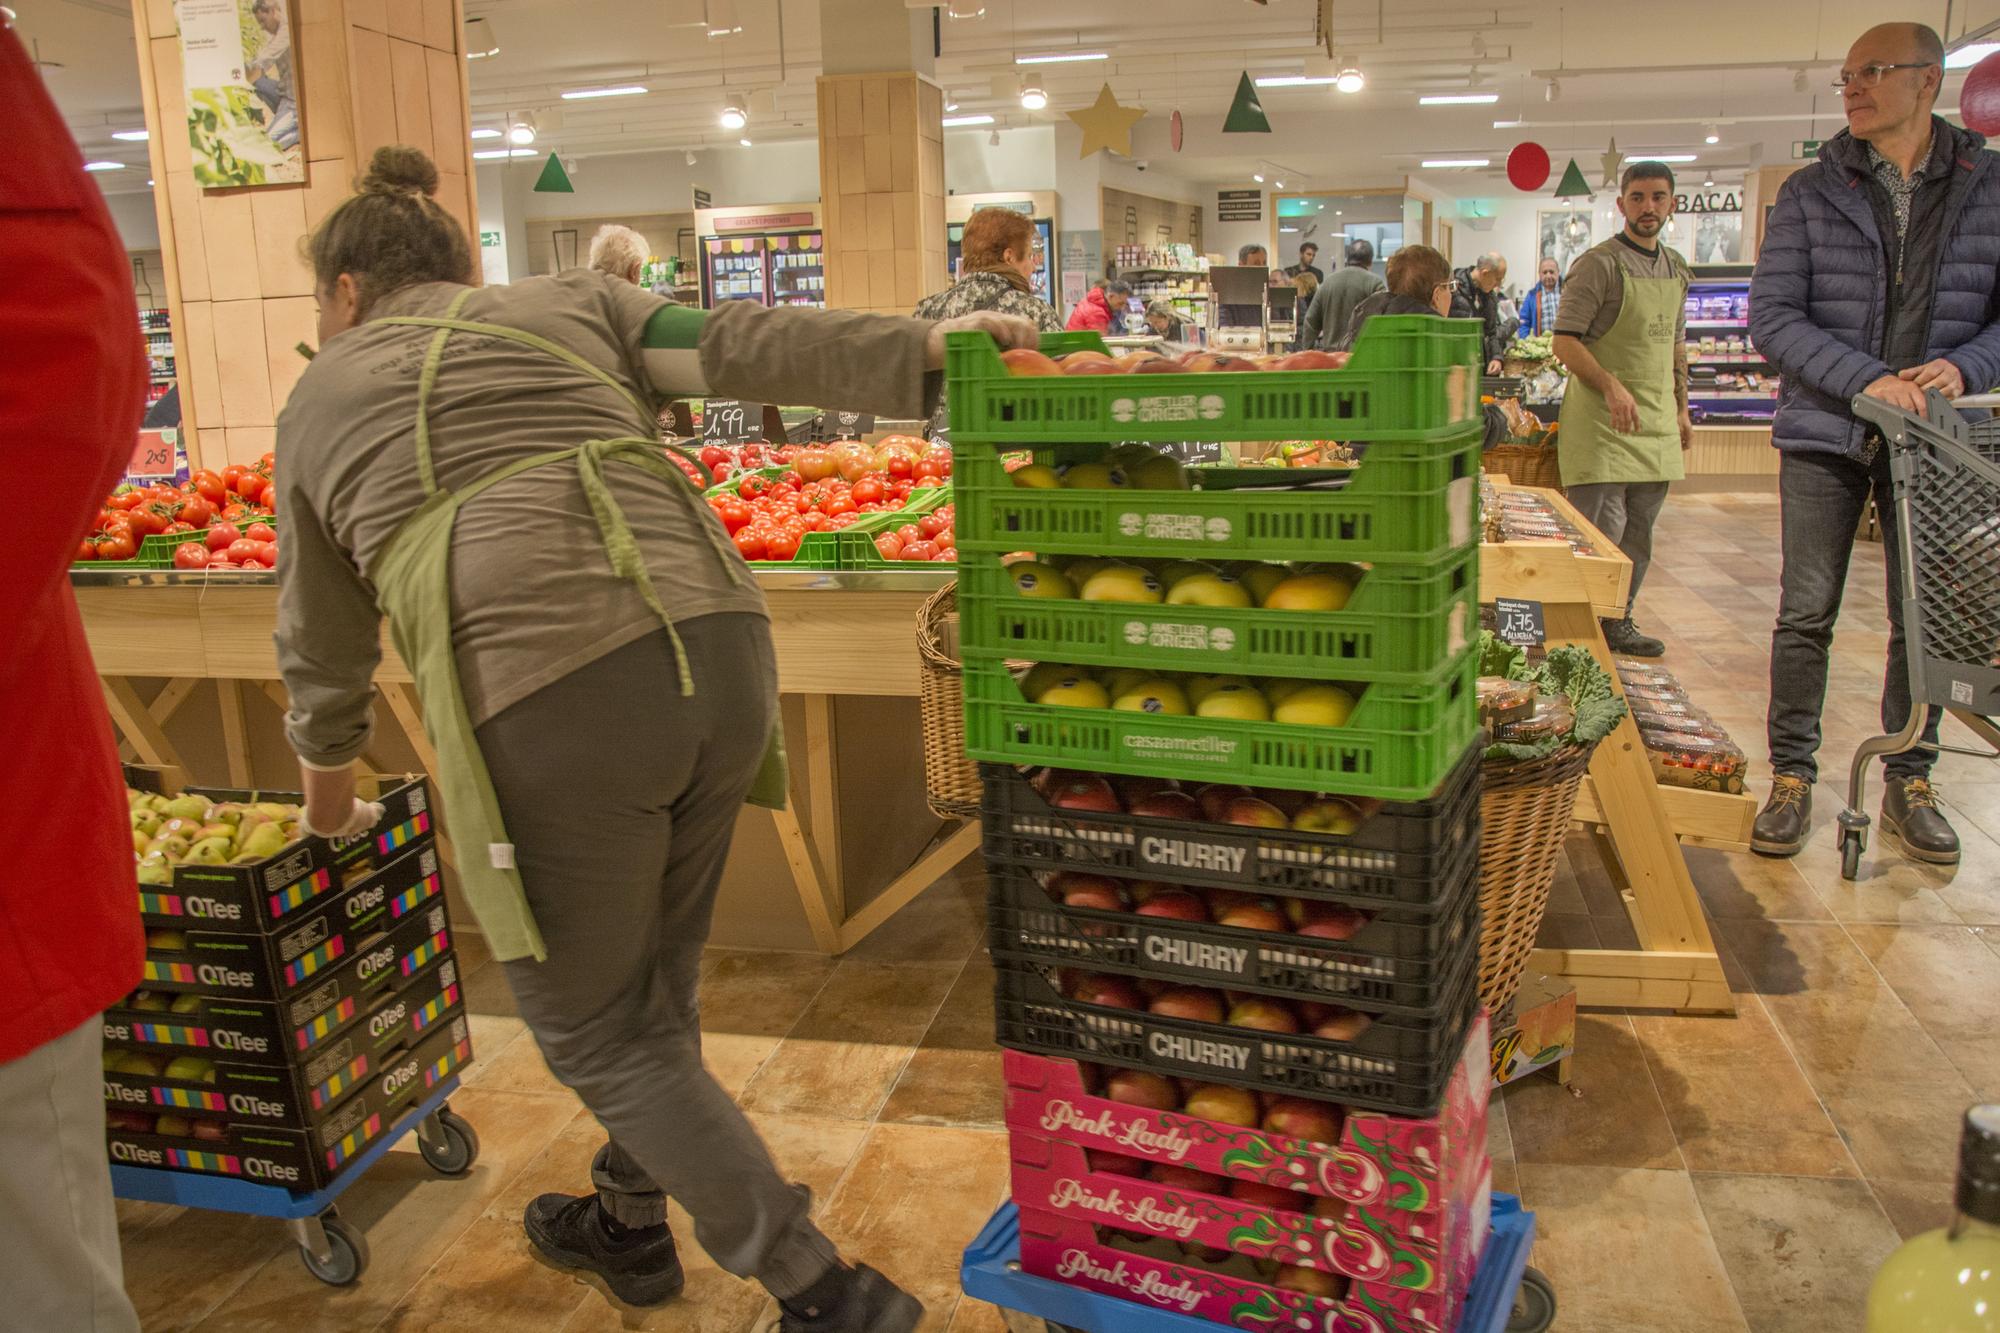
[130,0,479,470]
[815,71,948,315]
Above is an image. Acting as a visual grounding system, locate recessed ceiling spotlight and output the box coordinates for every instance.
[1334,68,1364,94]
[507,114,537,145]
[1019,81,1048,110]
[718,101,747,130]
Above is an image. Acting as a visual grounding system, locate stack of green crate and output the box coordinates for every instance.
[949,318,1485,802]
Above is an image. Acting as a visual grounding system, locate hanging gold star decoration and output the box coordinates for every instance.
[1068,82,1146,158]
[1599,136,1622,190]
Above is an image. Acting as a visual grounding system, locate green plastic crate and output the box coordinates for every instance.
[952,434,1480,565]
[943,316,1481,444]
[956,547,1477,685]
[741,485,949,570]
[961,649,1480,799]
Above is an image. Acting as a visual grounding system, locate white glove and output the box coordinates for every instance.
[302,797,385,839]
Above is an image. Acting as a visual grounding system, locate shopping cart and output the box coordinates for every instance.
[1839,390,2000,878]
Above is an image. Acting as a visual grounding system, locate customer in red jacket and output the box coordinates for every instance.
[0,18,148,1331]
[1065,278,1132,333]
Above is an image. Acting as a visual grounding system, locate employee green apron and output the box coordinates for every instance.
[1557,259,1685,486]
[365,291,786,962]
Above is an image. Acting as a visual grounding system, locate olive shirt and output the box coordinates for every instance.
[1554,233,1692,404]
[276,270,939,766]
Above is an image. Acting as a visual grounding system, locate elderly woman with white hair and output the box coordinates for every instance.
[589,223,652,285]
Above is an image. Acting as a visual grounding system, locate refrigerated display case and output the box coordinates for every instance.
[694,204,825,309]
[945,192,1058,307]
[1683,263,1776,424]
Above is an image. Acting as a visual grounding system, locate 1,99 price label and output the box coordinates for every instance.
[126,428,181,484]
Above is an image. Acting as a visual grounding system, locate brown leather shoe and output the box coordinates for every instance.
[1752,774,1812,857]
[1882,776,1960,865]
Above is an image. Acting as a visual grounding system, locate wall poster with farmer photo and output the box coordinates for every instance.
[175,0,304,187]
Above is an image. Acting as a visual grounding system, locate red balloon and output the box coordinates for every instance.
[1507,141,1552,192]
[1964,51,2000,134]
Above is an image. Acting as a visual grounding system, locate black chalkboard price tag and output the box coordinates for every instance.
[816,409,874,442]
[702,399,765,443]
[1151,440,1226,465]
[1494,597,1547,647]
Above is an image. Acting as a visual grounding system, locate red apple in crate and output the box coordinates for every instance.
[1068,973,1145,1010]
[1203,887,1256,917]
[1231,1179,1304,1212]
[1295,906,1370,941]
[1182,1083,1261,1128]
[1088,1149,1150,1176]
[1217,899,1290,934]
[1117,775,1180,805]
[1275,1265,1346,1298]
[1049,775,1122,814]
[1260,787,1309,819]
[1179,1241,1234,1264]
[1262,1097,1344,1146]
[1227,997,1301,1034]
[1271,350,1348,372]
[1104,1069,1181,1110]
[1127,880,1177,906]
[1135,889,1209,923]
[1153,1164,1227,1195]
[1129,790,1202,821]
[1196,784,1255,822]
[1133,357,1187,374]
[106,1109,154,1133]
[1225,797,1289,829]
[190,1119,228,1143]
[1053,872,1130,913]
[1312,1010,1373,1042]
[1292,798,1363,835]
[1148,986,1226,1023]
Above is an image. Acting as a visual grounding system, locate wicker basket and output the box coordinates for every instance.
[1477,740,1598,1019]
[917,581,983,819]
[1481,442,1563,491]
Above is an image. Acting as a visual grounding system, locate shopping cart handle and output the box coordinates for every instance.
[1953,393,2000,408]
[1853,387,1964,435]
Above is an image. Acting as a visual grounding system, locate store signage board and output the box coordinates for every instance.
[702,399,766,443]
[815,409,875,441]
[710,211,816,233]
[176,0,307,188]
[127,428,182,486]
[693,187,712,209]
[1148,440,1226,465]
[1674,190,1741,214]
[1494,597,1546,646]
[1793,139,1822,159]
[1217,189,1262,222]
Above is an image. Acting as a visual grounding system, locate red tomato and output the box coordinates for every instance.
[715,498,751,532]
[207,559,237,570]
[172,543,211,571]
[190,470,228,506]
[857,502,884,513]
[917,513,949,539]
[164,521,194,534]
[874,533,903,559]
[732,528,768,560]
[257,452,276,474]
[935,528,955,549]
[850,477,886,505]
[244,522,276,544]
[827,513,861,530]
[931,547,956,561]
[178,497,216,528]
[98,531,137,561]
[738,475,772,500]
[206,522,241,552]
[763,530,801,561]
[896,524,923,546]
[900,540,940,561]
[798,512,829,532]
[76,541,97,561]
[914,458,949,481]
[233,471,264,498]
[883,453,914,480]
[107,491,144,511]
[124,508,167,538]
[699,445,730,470]
[779,471,804,490]
[257,481,276,509]
[824,495,857,518]
[224,539,262,564]
[710,462,732,484]
[243,541,277,568]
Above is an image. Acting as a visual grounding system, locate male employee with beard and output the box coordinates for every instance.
[1552,161,1692,659]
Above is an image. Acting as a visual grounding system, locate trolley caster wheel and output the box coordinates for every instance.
[1839,830,1864,880]
[417,1107,480,1177]
[299,1215,369,1286]
[1507,1265,1556,1332]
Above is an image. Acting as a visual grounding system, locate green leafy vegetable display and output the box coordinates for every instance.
[1481,631,1628,761]
[1505,332,1556,363]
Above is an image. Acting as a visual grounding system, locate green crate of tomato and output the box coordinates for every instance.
[734,487,949,569]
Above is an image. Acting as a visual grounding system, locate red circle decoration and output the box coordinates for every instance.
[1171,109,1184,152]
[1507,142,1552,191]
[1964,51,2000,133]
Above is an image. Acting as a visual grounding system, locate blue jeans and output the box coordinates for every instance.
[1767,448,1942,782]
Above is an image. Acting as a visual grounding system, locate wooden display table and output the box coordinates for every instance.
[1483,481,1754,1013]
[75,567,975,955]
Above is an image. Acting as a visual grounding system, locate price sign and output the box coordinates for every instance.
[1151,440,1226,465]
[701,399,765,443]
[815,409,874,442]
[126,428,180,485]
[928,421,951,448]
[1494,597,1546,647]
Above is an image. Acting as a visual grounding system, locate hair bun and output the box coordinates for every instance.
[361,145,440,197]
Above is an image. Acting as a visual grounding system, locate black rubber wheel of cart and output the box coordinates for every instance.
[300,1215,368,1286]
[418,1107,480,1177]
[1508,1264,1556,1332]
[1840,829,1864,880]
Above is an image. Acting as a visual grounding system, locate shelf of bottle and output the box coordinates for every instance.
[1690,390,1779,400]
[1686,318,1749,328]
[1687,354,1767,364]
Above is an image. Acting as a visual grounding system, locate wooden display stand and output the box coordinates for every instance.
[77,569,976,956]
[1483,480,1755,1014]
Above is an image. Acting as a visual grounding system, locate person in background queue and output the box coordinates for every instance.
[1283,241,1324,285]
[281,144,1037,1328]
[0,17,147,1331]
[1341,244,1520,448]
[1066,277,1133,333]
[1551,161,1692,660]
[1237,242,1270,268]
[589,224,652,286]
[1143,299,1187,345]
[1517,256,1563,339]
[915,205,1062,434]
[1450,250,1510,373]
[1746,21,2000,864]
[1300,238,1386,351]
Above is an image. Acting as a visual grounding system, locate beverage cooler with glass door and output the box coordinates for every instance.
[695,204,826,309]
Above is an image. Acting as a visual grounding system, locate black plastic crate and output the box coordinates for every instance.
[985,846,1478,1015]
[991,947,1480,1117]
[977,742,1479,909]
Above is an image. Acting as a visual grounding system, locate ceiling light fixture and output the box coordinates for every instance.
[507,114,537,145]
[111,128,149,141]
[1544,77,1560,103]
[1703,123,1720,144]
[705,0,741,37]
[739,137,753,146]
[718,101,747,130]
[942,113,996,126]
[685,149,698,166]
[82,161,123,172]
[1419,92,1499,105]
[1420,158,1489,168]
[1016,52,1107,64]
[562,84,647,100]
[1703,176,1715,187]
[944,93,959,111]
[1622,152,1697,163]
[472,148,537,160]
[1275,179,1285,188]
[945,1,985,17]
[989,128,1001,146]
[1792,68,1808,93]
[1947,40,2000,68]
[1019,81,1048,110]
[1254,75,1337,87]
[1252,172,1264,182]
[464,16,498,58]
[1334,68,1365,94]
[470,127,501,139]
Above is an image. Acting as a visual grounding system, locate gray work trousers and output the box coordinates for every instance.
[0,1017,141,1333]
[481,615,839,1299]
[1564,480,1671,612]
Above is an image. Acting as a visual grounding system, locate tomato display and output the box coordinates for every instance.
[73,452,276,570]
[696,436,951,564]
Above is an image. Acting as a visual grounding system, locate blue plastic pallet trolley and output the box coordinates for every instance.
[962,1193,1552,1333]
[110,1076,478,1285]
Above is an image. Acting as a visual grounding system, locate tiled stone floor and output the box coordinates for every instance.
[114,492,1992,1330]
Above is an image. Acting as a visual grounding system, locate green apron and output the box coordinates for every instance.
[366,291,787,963]
[1556,256,1685,486]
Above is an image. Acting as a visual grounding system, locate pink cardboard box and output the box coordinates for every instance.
[1015,1159,1490,1333]
[1002,1012,1489,1242]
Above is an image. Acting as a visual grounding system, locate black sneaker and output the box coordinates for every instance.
[1601,616,1665,657]
[1751,774,1813,856]
[1882,776,1961,865]
[524,1192,684,1307]
[780,1264,923,1333]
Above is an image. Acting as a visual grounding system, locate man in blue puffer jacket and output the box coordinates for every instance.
[1747,21,1997,864]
